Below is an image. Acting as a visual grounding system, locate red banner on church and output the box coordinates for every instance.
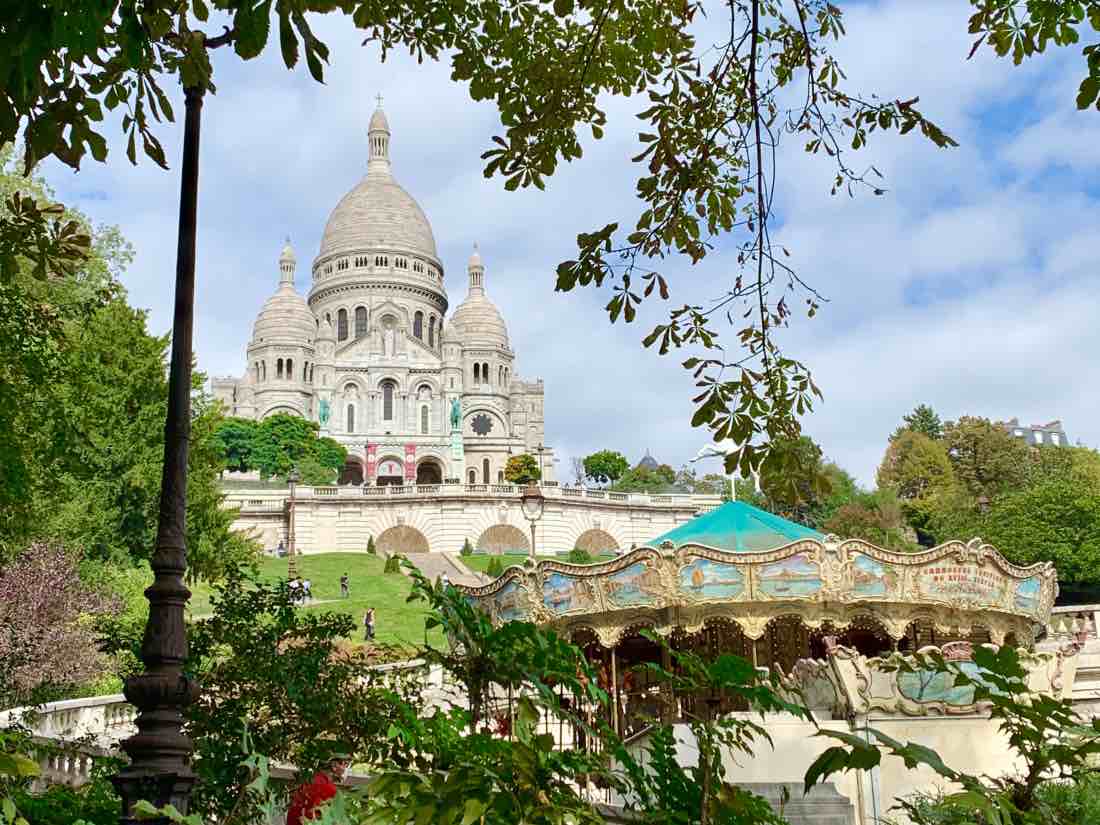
[404,443,417,482]
[366,443,377,482]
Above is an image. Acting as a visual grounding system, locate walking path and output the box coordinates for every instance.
[402,552,486,586]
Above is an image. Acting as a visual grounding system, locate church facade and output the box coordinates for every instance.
[211,104,553,486]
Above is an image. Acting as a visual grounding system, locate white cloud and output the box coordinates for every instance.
[38,0,1100,488]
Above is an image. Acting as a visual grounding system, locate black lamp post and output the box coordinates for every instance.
[112,84,205,824]
[287,466,301,580]
[520,484,545,560]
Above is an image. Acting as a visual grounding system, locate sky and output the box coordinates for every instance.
[40,0,1100,486]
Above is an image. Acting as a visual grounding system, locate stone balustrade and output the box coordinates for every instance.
[236,483,718,511]
[0,694,136,748]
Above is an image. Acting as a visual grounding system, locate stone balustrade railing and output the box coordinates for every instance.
[0,694,136,748]
[1046,604,1100,644]
[231,483,720,512]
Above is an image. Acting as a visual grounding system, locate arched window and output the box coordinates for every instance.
[337,308,348,341]
[483,362,490,385]
[473,363,481,383]
[382,381,395,421]
[483,458,490,484]
[355,306,367,338]
[347,404,355,433]
[261,361,266,381]
[413,311,424,340]
[307,364,313,382]
[468,469,477,484]
[276,358,283,379]
[286,358,293,380]
[420,405,429,434]
[428,316,436,348]
[498,470,504,483]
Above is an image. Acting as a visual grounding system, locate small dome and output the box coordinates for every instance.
[449,294,509,349]
[279,240,296,264]
[468,244,483,269]
[369,106,390,134]
[252,285,315,345]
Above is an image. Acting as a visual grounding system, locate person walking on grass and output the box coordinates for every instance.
[363,607,375,641]
[340,572,349,598]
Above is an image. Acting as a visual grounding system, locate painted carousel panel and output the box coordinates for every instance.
[542,573,598,615]
[916,562,1008,608]
[896,660,989,706]
[1014,577,1041,614]
[757,552,822,599]
[677,557,746,600]
[849,554,897,599]
[492,580,528,622]
[606,561,663,607]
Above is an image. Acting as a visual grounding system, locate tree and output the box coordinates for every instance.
[185,570,422,821]
[892,403,944,442]
[980,478,1100,586]
[504,454,541,485]
[0,542,118,707]
[613,460,678,493]
[212,416,257,474]
[582,450,629,486]
[942,416,1030,499]
[248,413,346,481]
[757,435,832,524]
[823,489,917,552]
[878,431,955,500]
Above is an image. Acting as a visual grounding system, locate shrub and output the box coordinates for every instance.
[384,555,401,574]
[460,538,474,556]
[567,547,593,564]
[367,535,376,555]
[486,557,504,578]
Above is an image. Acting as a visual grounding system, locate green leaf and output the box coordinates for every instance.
[461,798,488,825]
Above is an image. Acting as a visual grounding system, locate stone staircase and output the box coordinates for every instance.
[402,552,486,587]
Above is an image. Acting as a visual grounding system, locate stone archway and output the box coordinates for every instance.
[338,456,364,485]
[376,456,404,487]
[574,528,619,554]
[477,524,530,555]
[416,459,443,484]
[377,525,430,555]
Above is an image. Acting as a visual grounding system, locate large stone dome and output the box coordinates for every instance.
[315,105,439,262]
[318,175,438,260]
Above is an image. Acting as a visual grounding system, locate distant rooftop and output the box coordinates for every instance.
[998,417,1068,448]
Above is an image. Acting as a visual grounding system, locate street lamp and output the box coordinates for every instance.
[287,467,301,580]
[520,483,545,560]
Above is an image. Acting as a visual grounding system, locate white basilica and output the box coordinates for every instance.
[212,104,553,486]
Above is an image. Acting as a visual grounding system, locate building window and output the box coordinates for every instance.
[497,470,504,483]
[355,306,367,338]
[473,363,481,383]
[286,358,293,380]
[413,311,423,340]
[382,381,395,421]
[483,362,490,385]
[428,316,436,348]
[468,468,476,484]
[337,308,348,341]
[276,358,283,379]
[483,458,490,483]
[261,361,266,381]
[421,405,429,434]
[347,404,355,433]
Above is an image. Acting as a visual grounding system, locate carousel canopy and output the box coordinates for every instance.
[649,501,823,552]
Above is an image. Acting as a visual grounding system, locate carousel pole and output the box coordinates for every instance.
[113,83,205,823]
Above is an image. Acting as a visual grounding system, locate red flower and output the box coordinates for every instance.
[287,772,339,825]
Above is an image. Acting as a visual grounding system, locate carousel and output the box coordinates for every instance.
[459,501,1068,735]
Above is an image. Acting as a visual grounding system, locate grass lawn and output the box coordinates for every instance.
[189,553,440,648]
[461,553,617,574]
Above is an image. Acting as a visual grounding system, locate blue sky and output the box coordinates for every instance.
[39,0,1100,486]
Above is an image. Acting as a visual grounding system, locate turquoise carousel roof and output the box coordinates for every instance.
[649,501,823,552]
